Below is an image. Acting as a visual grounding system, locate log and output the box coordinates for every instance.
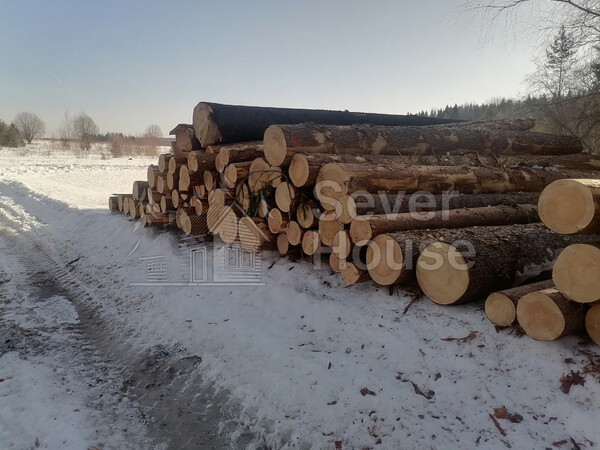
[179,164,203,191]
[301,230,321,256]
[236,183,251,212]
[257,196,276,218]
[248,158,278,193]
[264,122,583,166]
[108,196,119,211]
[194,184,207,199]
[341,262,370,286]
[484,280,554,327]
[296,201,319,229]
[158,154,172,173]
[218,206,239,243]
[143,212,173,228]
[274,182,296,213]
[350,204,539,245]
[269,165,284,188]
[286,221,303,246]
[552,243,600,304]
[204,170,218,190]
[160,196,174,213]
[223,161,252,189]
[288,152,600,188]
[586,305,600,346]
[214,142,264,172]
[180,211,209,236]
[129,199,140,219]
[414,225,598,305]
[166,172,178,191]
[118,194,133,212]
[187,151,217,174]
[168,155,187,174]
[147,165,160,188]
[267,208,288,234]
[332,230,352,259]
[318,211,344,247]
[191,197,208,215]
[329,253,347,273]
[193,101,458,147]
[277,233,290,255]
[315,162,599,208]
[449,117,536,131]
[238,216,275,252]
[538,179,600,234]
[171,189,190,209]
[351,191,540,217]
[147,188,163,205]
[169,124,201,152]
[516,288,586,341]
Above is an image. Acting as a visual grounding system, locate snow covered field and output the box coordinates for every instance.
[0,143,599,449]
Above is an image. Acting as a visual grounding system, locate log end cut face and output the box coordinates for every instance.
[219,206,239,244]
[193,102,222,147]
[277,233,289,255]
[287,221,302,246]
[248,158,272,193]
[516,292,566,341]
[366,234,404,286]
[302,230,320,256]
[275,182,296,213]
[315,163,350,209]
[416,242,469,305]
[289,153,310,187]
[553,243,600,304]
[349,217,373,246]
[485,293,516,327]
[263,125,287,166]
[238,216,267,252]
[586,305,600,346]
[538,179,597,234]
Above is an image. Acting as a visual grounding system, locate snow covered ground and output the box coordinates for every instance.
[0,143,599,449]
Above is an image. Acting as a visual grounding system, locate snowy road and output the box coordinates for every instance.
[0,148,599,449]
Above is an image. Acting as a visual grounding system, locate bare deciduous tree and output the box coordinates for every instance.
[142,124,163,154]
[13,112,45,144]
[72,112,99,152]
[58,111,74,143]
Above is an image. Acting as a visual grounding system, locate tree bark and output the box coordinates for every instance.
[288,152,600,187]
[485,280,554,327]
[169,124,201,152]
[213,142,264,172]
[349,204,539,245]
[315,162,600,208]
[193,101,460,147]
[414,225,599,305]
[187,152,217,173]
[264,122,583,166]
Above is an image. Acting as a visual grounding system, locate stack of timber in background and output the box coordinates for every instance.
[108,102,600,346]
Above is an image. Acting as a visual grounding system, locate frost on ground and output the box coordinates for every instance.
[0,144,599,449]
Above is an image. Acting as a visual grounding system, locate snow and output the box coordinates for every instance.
[0,141,599,449]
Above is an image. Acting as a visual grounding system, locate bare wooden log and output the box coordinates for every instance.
[223,161,252,189]
[218,206,239,243]
[586,305,600,346]
[147,165,160,188]
[166,172,179,191]
[538,179,600,234]
[132,181,149,201]
[318,211,344,247]
[190,197,208,215]
[204,170,218,190]
[158,154,171,173]
[277,233,290,255]
[288,152,600,188]
[238,216,275,252]
[171,189,190,209]
[214,142,264,172]
[350,204,539,245]
[296,201,320,229]
[286,221,304,246]
[206,204,227,234]
[248,158,278,193]
[168,155,187,174]
[180,211,209,236]
[193,101,458,147]
[329,253,347,273]
[341,262,370,286]
[315,162,599,208]
[143,212,173,228]
[552,243,600,304]
[179,165,203,191]
[235,183,251,212]
[274,182,296,213]
[147,188,163,205]
[264,122,583,166]
[351,191,540,217]
[332,230,352,259]
[118,194,133,212]
[169,124,201,152]
[267,208,288,234]
[128,199,140,220]
[108,196,119,211]
[516,288,586,341]
[485,280,554,327]
[301,230,321,255]
[187,151,217,174]
[160,196,174,213]
[414,225,598,305]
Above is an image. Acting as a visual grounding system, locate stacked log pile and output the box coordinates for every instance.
[483,179,600,344]
[109,102,600,346]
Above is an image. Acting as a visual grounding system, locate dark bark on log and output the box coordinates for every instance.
[192,101,460,147]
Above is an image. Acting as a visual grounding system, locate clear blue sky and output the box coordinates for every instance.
[0,0,539,137]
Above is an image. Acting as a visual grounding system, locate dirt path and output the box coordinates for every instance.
[0,192,257,449]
